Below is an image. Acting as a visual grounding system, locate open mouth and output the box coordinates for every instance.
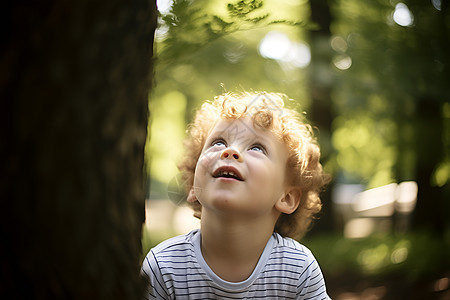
[212,166,244,181]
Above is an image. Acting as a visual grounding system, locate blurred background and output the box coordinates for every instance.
[143,0,450,299]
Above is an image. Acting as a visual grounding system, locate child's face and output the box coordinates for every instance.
[192,117,290,218]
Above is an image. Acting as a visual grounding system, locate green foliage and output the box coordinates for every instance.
[328,0,450,190]
[227,0,265,19]
[331,113,397,187]
[157,0,303,68]
[304,231,450,280]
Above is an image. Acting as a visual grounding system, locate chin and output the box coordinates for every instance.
[202,194,242,213]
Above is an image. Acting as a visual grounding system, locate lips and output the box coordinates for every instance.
[212,166,244,181]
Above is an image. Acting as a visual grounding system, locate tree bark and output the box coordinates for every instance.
[0,1,157,299]
[308,0,335,234]
[412,98,445,234]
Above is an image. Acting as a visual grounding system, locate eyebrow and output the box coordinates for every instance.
[205,134,224,145]
[251,132,271,144]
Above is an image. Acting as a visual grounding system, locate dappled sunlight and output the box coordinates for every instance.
[432,102,450,187]
[258,31,311,68]
[156,0,173,14]
[352,184,397,215]
[396,181,418,213]
[333,55,352,70]
[330,36,348,53]
[356,239,411,272]
[146,91,187,184]
[357,243,390,272]
[330,36,352,70]
[154,0,173,42]
[333,182,418,238]
[390,246,408,264]
[258,31,291,60]
[331,114,397,188]
[432,0,442,11]
[392,3,414,27]
[344,218,377,239]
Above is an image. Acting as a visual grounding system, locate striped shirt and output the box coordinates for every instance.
[141,230,330,299]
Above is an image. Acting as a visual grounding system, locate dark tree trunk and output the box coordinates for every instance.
[308,0,335,234]
[412,98,445,234]
[0,1,157,299]
[406,0,450,234]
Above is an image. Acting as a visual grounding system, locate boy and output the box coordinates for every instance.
[142,92,331,299]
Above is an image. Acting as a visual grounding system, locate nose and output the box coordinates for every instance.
[220,147,243,162]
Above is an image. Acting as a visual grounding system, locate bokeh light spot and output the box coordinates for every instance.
[259,31,291,60]
[391,247,408,264]
[258,31,311,68]
[393,3,414,27]
[333,55,352,70]
[157,0,173,14]
[432,0,442,11]
[331,36,348,53]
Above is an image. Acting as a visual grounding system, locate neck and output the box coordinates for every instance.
[199,210,278,282]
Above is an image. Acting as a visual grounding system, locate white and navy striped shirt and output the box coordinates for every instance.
[141,230,330,299]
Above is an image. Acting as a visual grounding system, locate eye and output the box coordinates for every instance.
[248,144,267,154]
[211,139,226,148]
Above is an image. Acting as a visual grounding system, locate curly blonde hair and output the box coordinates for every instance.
[178,91,329,239]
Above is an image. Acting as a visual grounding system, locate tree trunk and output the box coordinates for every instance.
[412,98,445,234]
[308,0,335,234]
[0,1,157,299]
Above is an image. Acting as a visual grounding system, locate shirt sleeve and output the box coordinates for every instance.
[141,250,171,300]
[296,250,331,300]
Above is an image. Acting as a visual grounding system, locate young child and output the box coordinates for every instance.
[142,92,331,299]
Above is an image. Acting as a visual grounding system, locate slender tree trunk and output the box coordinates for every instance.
[0,1,157,299]
[308,0,335,233]
[412,98,445,234]
[407,0,450,234]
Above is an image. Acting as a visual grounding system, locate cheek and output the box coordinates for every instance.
[196,149,218,172]
[253,163,285,191]
[193,152,217,190]
[192,168,204,201]
[248,164,274,188]
[193,162,204,187]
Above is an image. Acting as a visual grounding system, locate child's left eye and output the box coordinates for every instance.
[249,144,266,154]
[211,139,226,147]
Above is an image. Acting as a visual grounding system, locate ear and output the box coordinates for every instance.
[275,187,302,214]
[186,188,197,203]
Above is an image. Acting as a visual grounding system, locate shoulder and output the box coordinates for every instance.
[151,230,197,255]
[270,233,322,282]
[272,234,331,299]
[267,233,320,280]
[271,232,316,261]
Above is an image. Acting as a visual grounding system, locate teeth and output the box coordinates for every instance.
[222,171,235,176]
[216,170,239,179]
